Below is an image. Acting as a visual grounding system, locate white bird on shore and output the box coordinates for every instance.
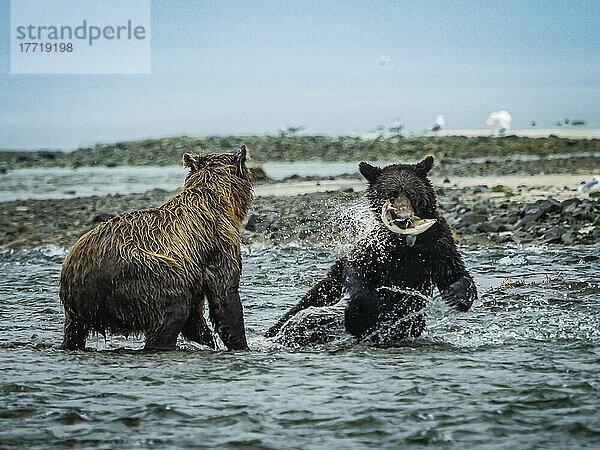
[578,175,600,192]
[430,115,445,132]
[486,111,512,135]
[389,120,404,135]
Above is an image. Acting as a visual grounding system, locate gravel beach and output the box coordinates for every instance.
[1,180,598,249]
[1,135,599,249]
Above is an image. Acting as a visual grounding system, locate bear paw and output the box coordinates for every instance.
[441,276,476,312]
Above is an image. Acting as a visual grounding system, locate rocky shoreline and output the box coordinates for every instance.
[2,135,599,177]
[1,184,598,249]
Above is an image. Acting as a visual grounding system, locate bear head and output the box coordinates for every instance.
[359,156,437,244]
[182,145,253,221]
[183,144,250,184]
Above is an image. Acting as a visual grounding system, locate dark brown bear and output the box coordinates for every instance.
[60,146,253,351]
[265,156,477,343]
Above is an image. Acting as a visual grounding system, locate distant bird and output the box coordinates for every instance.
[378,55,391,66]
[578,175,600,192]
[278,125,305,136]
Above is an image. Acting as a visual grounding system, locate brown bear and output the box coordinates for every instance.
[59,146,253,351]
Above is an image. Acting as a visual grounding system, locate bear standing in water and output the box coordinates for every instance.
[60,146,252,351]
[265,156,477,342]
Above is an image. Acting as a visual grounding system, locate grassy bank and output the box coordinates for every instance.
[1,135,599,169]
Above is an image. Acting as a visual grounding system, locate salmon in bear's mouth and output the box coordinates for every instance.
[381,200,436,246]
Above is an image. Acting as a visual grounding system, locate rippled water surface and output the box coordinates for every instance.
[2,152,595,201]
[1,243,600,448]
[0,163,385,202]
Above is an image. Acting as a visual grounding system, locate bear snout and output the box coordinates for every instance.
[389,209,412,229]
[385,196,415,229]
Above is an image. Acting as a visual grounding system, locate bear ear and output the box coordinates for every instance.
[182,153,200,171]
[414,156,434,177]
[359,162,382,183]
[236,145,248,165]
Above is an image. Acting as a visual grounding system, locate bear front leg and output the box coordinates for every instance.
[343,266,380,338]
[440,276,477,312]
[205,267,249,351]
[433,239,478,312]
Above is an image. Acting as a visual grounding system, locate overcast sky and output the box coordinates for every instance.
[0,0,598,150]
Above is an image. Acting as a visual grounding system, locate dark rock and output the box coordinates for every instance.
[561,198,581,213]
[572,205,593,220]
[245,212,276,233]
[341,187,354,193]
[561,231,575,244]
[4,222,18,234]
[491,216,506,227]
[506,212,519,223]
[466,224,479,234]
[458,213,487,227]
[514,207,543,230]
[89,213,115,225]
[445,214,460,227]
[536,197,561,214]
[249,166,269,182]
[541,227,565,244]
[519,203,540,218]
[473,199,494,214]
[477,222,497,233]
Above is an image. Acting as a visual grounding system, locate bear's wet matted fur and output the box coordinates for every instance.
[266,156,477,344]
[60,146,252,351]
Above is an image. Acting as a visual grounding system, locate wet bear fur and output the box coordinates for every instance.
[265,156,477,343]
[60,146,253,351]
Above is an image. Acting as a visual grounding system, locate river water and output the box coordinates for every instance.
[1,242,599,448]
[0,163,369,202]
